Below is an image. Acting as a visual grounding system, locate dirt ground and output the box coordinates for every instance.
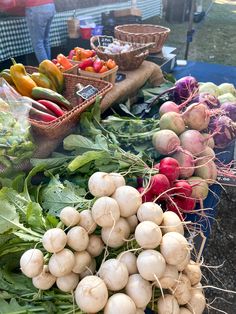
[147,1,236,313]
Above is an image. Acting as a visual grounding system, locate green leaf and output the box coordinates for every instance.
[64,134,100,152]
[68,151,110,172]
[26,202,45,230]
[0,298,29,313]
[91,96,102,122]
[0,199,19,234]
[40,176,89,216]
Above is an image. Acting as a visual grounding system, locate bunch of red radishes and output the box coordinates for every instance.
[19,171,206,314]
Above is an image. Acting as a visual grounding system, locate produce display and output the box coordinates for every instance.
[0,37,236,314]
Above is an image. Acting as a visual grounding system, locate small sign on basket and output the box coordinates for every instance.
[217,174,236,187]
[98,36,114,47]
[76,85,99,100]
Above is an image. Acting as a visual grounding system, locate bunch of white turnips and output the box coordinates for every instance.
[20,171,206,314]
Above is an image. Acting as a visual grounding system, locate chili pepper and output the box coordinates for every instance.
[31,72,56,91]
[10,59,37,97]
[79,58,94,70]
[31,87,71,109]
[0,69,14,85]
[22,97,57,116]
[38,99,64,117]
[38,60,64,93]
[29,106,57,122]
[57,54,73,70]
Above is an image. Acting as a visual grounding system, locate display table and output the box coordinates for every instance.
[0,10,75,62]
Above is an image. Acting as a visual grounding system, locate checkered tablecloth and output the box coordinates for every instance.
[0,10,75,62]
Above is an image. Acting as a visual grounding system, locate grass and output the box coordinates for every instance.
[146,0,236,66]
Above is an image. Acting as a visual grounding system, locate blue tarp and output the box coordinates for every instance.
[172,61,236,85]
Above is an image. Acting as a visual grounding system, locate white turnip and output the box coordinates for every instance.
[104,293,136,314]
[48,248,75,277]
[59,206,80,227]
[75,275,108,313]
[78,209,97,234]
[161,211,184,235]
[98,258,129,291]
[157,294,180,314]
[127,215,139,233]
[117,251,138,275]
[179,130,206,156]
[157,264,179,289]
[172,150,195,179]
[91,196,120,227]
[79,258,96,279]
[183,260,202,286]
[42,228,67,253]
[172,274,191,305]
[137,250,166,281]
[153,130,180,155]
[187,176,209,200]
[179,308,192,314]
[159,101,180,117]
[135,221,162,249]
[112,185,142,217]
[67,226,89,251]
[88,171,116,197]
[86,234,104,257]
[202,133,215,149]
[101,217,130,248]
[110,172,126,188]
[159,112,186,135]
[56,272,79,292]
[182,103,210,131]
[20,249,44,278]
[73,251,92,274]
[125,274,152,308]
[194,159,217,183]
[32,266,56,290]
[160,232,189,266]
[177,250,191,272]
[186,290,206,314]
[137,202,163,225]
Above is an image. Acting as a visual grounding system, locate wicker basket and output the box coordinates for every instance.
[114,24,170,54]
[25,67,113,139]
[90,36,153,71]
[78,66,118,85]
[63,64,78,75]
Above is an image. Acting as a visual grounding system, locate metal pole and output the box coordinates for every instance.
[184,0,196,60]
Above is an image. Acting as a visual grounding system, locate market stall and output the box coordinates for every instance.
[0,19,236,314]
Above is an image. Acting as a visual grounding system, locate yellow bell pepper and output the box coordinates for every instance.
[10,59,37,97]
[39,60,64,93]
[31,72,56,91]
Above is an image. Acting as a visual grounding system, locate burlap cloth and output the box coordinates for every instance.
[28,61,164,161]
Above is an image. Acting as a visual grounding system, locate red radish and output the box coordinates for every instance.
[150,174,170,196]
[159,112,186,135]
[172,150,195,179]
[137,187,154,202]
[153,130,180,155]
[172,180,192,198]
[159,157,180,182]
[182,103,210,131]
[179,130,206,156]
[166,199,186,220]
[159,101,180,117]
[176,197,196,212]
[153,163,160,170]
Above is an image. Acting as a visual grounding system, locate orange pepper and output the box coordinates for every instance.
[106,59,116,69]
[80,49,95,60]
[85,66,95,72]
[99,65,108,73]
[57,54,73,70]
